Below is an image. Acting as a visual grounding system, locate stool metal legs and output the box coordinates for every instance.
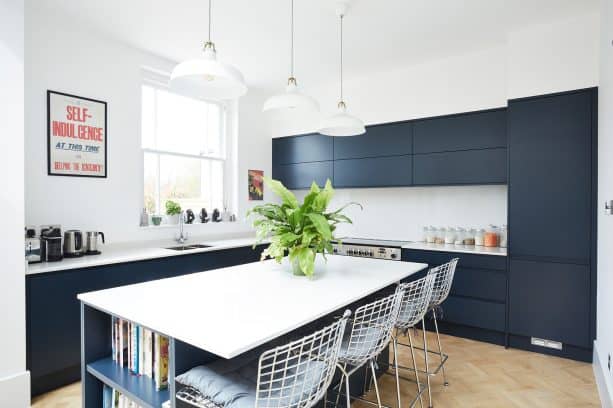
[422,317,433,408]
[392,337,402,408]
[432,309,449,387]
[408,329,424,408]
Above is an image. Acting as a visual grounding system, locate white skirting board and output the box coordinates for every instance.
[0,370,30,408]
[594,342,613,408]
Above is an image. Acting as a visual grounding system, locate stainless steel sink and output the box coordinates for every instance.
[165,244,213,251]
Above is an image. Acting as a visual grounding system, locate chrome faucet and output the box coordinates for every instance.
[176,211,188,244]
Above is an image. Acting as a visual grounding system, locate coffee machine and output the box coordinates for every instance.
[40,225,63,262]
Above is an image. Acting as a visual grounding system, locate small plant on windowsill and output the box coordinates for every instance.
[165,200,182,225]
[248,178,361,277]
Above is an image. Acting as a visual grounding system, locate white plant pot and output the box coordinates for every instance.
[166,214,180,225]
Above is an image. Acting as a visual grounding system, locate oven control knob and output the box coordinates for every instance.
[391,253,397,259]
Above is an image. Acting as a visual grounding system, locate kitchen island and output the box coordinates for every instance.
[78,256,427,407]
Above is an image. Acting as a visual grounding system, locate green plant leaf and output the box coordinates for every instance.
[297,247,315,277]
[306,213,332,240]
[265,177,298,208]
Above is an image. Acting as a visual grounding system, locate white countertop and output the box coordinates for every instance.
[26,236,264,275]
[78,256,428,359]
[402,242,507,256]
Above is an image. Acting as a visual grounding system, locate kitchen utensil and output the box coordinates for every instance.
[41,236,63,262]
[185,209,195,224]
[63,230,84,257]
[85,231,105,255]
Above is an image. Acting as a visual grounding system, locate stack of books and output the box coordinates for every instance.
[103,385,143,408]
[111,317,169,390]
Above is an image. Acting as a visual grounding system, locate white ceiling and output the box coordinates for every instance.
[44,0,598,91]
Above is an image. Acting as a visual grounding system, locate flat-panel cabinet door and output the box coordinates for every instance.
[413,148,507,185]
[272,134,333,165]
[273,162,334,190]
[413,109,507,153]
[509,260,590,348]
[334,156,412,188]
[508,91,593,262]
[334,122,412,159]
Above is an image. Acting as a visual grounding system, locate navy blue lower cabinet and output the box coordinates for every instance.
[413,148,507,185]
[401,249,508,346]
[333,155,412,188]
[273,161,333,189]
[27,245,265,396]
[440,296,506,332]
[509,259,591,349]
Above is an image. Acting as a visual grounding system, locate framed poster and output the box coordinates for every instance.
[248,169,264,200]
[47,90,107,177]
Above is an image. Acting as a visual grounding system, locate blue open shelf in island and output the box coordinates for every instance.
[86,357,169,408]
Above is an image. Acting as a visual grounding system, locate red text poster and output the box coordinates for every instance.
[47,91,107,177]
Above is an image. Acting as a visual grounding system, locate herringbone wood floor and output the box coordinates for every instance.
[32,331,600,408]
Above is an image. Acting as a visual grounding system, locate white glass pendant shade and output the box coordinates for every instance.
[319,101,365,136]
[262,78,319,112]
[171,43,247,100]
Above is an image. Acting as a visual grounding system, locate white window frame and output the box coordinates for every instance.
[140,68,236,218]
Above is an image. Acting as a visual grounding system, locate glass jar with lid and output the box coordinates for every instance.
[426,226,436,243]
[500,225,508,248]
[454,227,465,245]
[435,227,446,244]
[445,227,456,244]
[484,225,499,247]
[464,228,476,245]
[475,229,485,246]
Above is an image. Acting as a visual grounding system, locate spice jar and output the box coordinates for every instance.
[500,225,508,248]
[426,226,436,243]
[455,227,465,245]
[422,226,429,242]
[475,229,485,246]
[463,228,476,245]
[445,227,456,244]
[434,227,446,244]
[484,225,499,247]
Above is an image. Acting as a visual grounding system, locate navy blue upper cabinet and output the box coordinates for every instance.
[334,155,412,188]
[272,134,333,165]
[413,109,507,153]
[508,90,594,262]
[333,122,413,160]
[413,148,507,185]
[273,162,333,190]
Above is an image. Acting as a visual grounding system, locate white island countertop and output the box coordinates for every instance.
[26,236,265,275]
[78,256,427,359]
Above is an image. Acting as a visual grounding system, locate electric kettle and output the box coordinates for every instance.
[85,231,105,255]
[63,230,84,257]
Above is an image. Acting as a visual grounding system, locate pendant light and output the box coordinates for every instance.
[319,2,365,136]
[262,0,319,113]
[170,0,247,100]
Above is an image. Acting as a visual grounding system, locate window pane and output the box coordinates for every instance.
[141,85,155,149]
[158,154,224,213]
[143,152,159,214]
[205,104,223,157]
[156,88,210,156]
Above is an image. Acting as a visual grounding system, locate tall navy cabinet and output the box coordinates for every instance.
[507,88,597,361]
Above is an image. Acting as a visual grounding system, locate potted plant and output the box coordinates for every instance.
[248,178,360,277]
[165,200,182,225]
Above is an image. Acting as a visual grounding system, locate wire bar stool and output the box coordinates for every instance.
[412,258,458,408]
[177,310,351,408]
[331,289,404,408]
[384,273,437,408]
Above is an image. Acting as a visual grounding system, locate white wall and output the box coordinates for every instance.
[0,0,29,406]
[25,2,270,244]
[596,0,613,405]
[507,11,600,99]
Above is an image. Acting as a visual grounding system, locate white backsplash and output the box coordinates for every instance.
[296,185,508,242]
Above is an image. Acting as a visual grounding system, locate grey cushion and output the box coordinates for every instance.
[177,351,327,408]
